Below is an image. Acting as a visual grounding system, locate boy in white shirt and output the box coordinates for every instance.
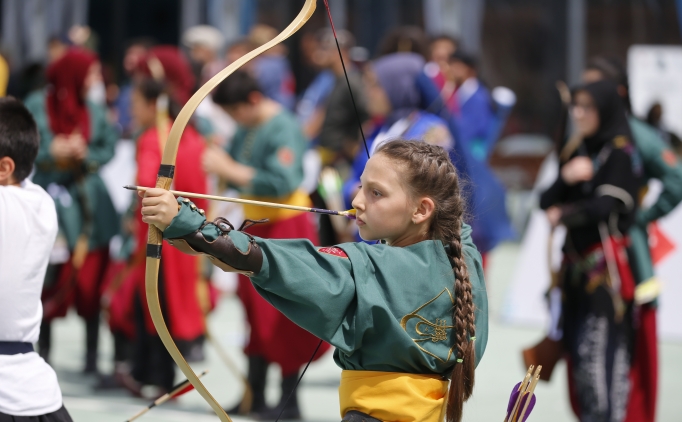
[0,97,72,421]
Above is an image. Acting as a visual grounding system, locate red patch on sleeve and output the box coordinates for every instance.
[277,147,295,167]
[318,247,348,258]
[662,150,678,167]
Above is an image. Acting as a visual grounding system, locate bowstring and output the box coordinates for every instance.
[274,340,323,422]
[275,3,368,420]
[322,0,370,159]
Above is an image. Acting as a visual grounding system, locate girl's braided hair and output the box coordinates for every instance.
[376,140,476,422]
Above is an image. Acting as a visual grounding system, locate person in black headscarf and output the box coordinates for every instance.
[540,80,642,422]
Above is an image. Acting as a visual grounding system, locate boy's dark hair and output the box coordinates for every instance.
[212,70,262,106]
[0,97,39,182]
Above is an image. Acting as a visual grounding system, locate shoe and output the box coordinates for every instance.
[94,374,120,390]
[83,316,99,374]
[83,351,98,374]
[94,362,142,397]
[254,372,302,420]
[224,355,270,415]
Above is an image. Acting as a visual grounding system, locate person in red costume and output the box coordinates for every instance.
[25,48,119,374]
[125,72,209,394]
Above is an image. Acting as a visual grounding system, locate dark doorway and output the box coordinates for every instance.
[89,0,181,78]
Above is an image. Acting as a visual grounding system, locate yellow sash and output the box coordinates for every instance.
[240,189,311,223]
[339,370,448,422]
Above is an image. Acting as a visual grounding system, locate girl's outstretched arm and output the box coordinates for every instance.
[142,189,360,352]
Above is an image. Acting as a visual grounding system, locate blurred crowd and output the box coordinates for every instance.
[0,22,515,420]
[1,14,681,422]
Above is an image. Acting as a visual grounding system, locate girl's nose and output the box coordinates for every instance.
[351,189,364,211]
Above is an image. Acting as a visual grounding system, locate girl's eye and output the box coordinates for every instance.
[372,189,382,197]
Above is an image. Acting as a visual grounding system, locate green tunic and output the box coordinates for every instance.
[164,200,489,375]
[628,117,682,285]
[229,111,307,198]
[25,91,119,251]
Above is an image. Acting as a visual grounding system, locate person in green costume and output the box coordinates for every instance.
[204,70,329,418]
[140,140,488,422]
[24,48,119,374]
[582,57,682,422]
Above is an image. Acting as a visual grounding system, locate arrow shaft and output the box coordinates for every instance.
[127,185,355,219]
[126,371,208,421]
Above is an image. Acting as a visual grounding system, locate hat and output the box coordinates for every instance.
[182,25,224,52]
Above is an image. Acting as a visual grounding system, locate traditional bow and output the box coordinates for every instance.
[144,2,317,420]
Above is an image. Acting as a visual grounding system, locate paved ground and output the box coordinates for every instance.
[49,243,682,421]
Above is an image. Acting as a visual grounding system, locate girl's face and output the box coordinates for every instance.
[572,90,600,137]
[131,89,156,130]
[352,153,432,246]
[363,68,392,118]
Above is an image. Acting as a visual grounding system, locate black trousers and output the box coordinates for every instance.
[131,267,175,391]
[0,406,73,422]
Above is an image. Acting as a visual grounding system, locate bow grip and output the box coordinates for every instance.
[146,173,174,258]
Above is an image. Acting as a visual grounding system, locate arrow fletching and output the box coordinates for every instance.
[504,365,541,422]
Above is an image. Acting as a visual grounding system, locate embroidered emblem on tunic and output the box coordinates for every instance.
[662,150,677,167]
[413,318,450,343]
[400,288,456,362]
[277,147,295,167]
[318,246,348,258]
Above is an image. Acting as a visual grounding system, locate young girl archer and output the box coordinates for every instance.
[140,140,488,422]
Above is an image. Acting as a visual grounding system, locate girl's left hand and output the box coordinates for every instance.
[140,188,179,231]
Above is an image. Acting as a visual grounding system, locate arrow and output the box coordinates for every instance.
[125,370,208,421]
[125,185,357,219]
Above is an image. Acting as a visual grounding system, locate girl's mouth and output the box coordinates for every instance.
[356,217,366,227]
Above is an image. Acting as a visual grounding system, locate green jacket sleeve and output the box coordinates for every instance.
[250,241,357,351]
[630,119,682,224]
[243,119,306,197]
[163,198,356,349]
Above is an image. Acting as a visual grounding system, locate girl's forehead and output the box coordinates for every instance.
[364,154,405,185]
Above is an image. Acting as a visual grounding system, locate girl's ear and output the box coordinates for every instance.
[413,196,435,224]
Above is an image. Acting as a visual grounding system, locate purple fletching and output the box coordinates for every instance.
[517,393,537,422]
[506,382,522,414]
